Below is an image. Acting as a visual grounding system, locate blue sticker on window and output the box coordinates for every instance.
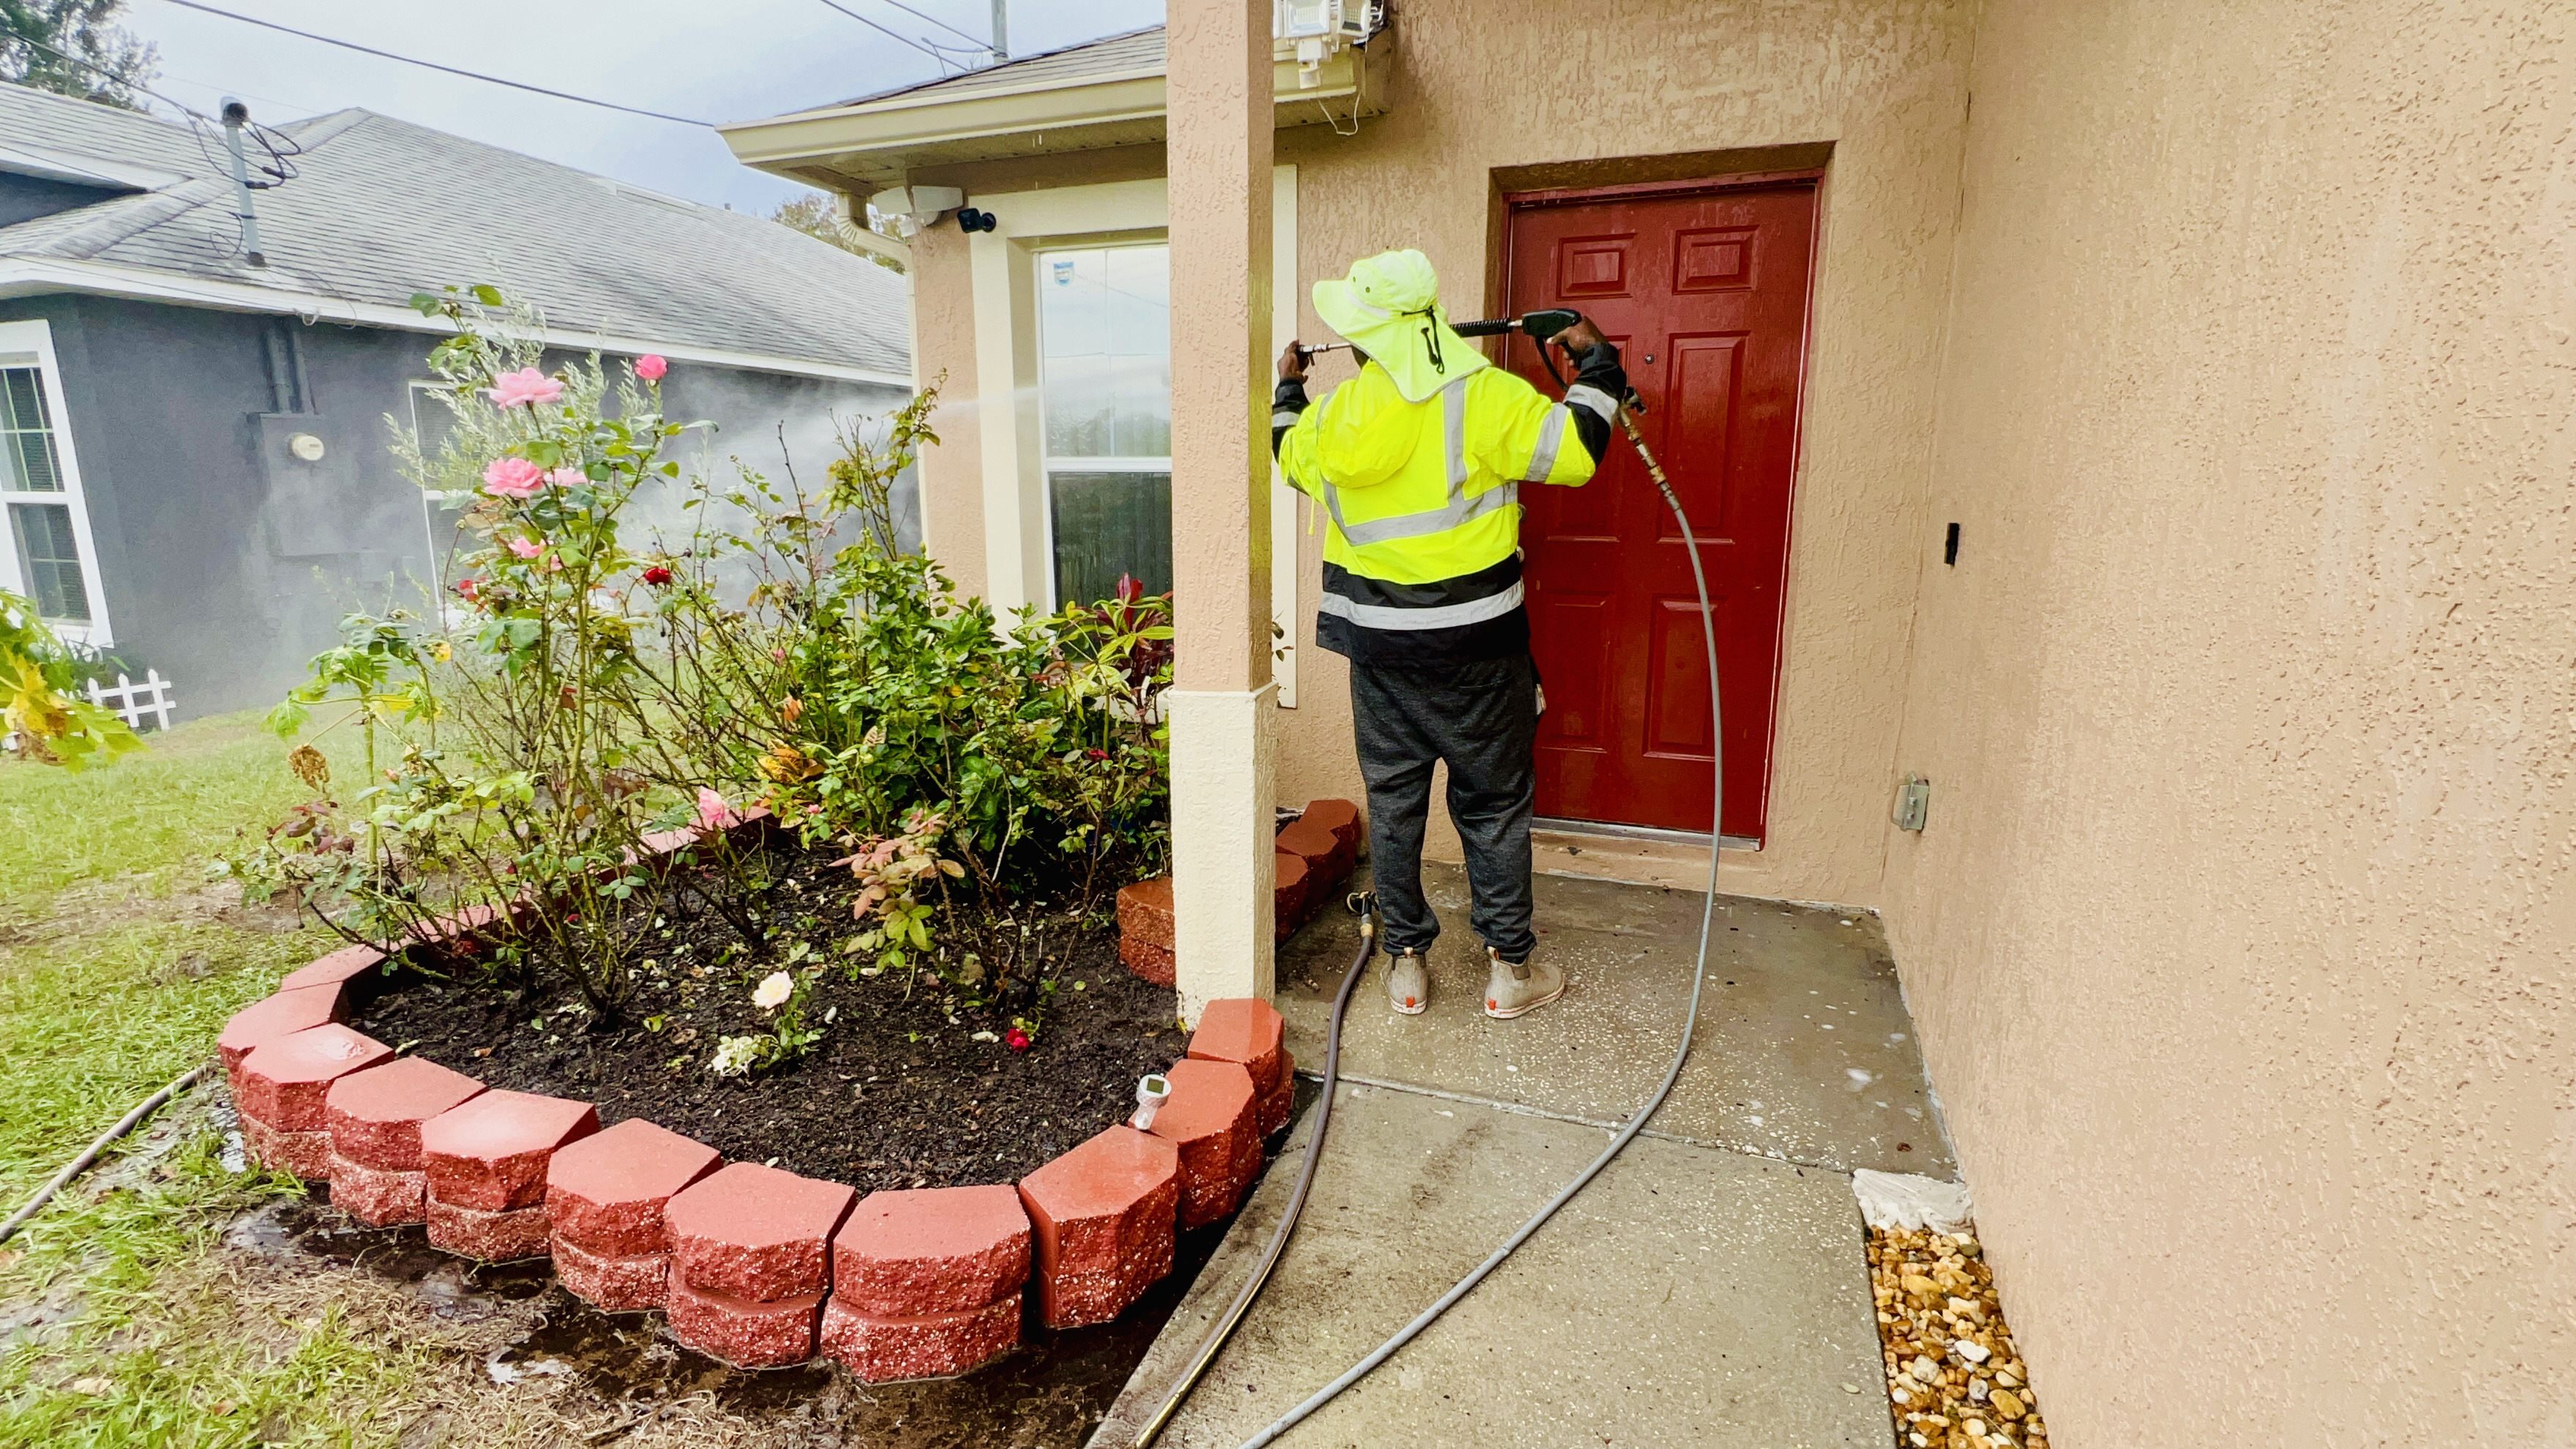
[1052,258,1076,287]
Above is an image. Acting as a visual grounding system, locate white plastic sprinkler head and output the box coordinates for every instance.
[1131,1074,1171,1132]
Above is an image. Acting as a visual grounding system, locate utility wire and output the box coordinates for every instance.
[1,20,222,122]
[862,0,989,50]
[806,0,952,67]
[145,0,715,126]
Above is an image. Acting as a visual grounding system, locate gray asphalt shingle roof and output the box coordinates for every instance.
[0,83,909,378]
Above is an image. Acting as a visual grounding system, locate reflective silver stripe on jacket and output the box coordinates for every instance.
[1565,383,1620,423]
[1273,409,1301,427]
[1319,376,1519,547]
[1319,580,1526,631]
[1521,405,1568,482]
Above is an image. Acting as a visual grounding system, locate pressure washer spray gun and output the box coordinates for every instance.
[1314,307,1684,513]
[1299,307,1669,490]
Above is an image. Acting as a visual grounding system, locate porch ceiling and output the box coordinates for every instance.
[717,26,1388,196]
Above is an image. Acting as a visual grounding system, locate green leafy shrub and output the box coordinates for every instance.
[258,290,1175,1049]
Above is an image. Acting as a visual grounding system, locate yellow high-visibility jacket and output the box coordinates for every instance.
[1273,359,1619,658]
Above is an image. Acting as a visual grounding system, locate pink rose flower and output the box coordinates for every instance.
[507,536,544,560]
[695,787,742,831]
[486,368,563,409]
[544,465,586,490]
[634,353,667,382]
[482,457,546,498]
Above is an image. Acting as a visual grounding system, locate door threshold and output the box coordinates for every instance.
[1532,816,1762,852]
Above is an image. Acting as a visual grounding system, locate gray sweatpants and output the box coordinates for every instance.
[1348,653,1539,963]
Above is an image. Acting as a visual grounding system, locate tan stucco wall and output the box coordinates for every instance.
[902,0,1977,907]
[1882,1,2576,1442]
[908,222,986,599]
[1272,0,1977,905]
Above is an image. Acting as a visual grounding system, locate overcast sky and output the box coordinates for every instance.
[119,0,1165,212]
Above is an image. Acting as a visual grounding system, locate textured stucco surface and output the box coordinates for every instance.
[1882,1,2576,1443]
[899,0,1976,907]
[1268,0,1977,907]
[907,222,987,598]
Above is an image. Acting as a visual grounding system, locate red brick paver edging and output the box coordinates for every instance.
[1117,797,1360,983]
[211,811,1295,1390]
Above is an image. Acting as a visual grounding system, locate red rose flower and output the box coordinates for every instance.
[640,566,674,587]
[1004,1027,1031,1053]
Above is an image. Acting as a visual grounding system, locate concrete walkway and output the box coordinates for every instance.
[1090,865,1953,1449]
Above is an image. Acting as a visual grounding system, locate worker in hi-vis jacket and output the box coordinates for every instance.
[1271,249,1627,1022]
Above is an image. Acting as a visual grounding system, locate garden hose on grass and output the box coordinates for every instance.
[1142,337,1729,1447]
[0,1064,206,1246]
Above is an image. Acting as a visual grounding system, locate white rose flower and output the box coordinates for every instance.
[752,970,795,1010]
[708,1036,763,1077]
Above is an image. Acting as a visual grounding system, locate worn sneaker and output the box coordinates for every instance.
[1385,948,1429,1015]
[1483,946,1564,1019]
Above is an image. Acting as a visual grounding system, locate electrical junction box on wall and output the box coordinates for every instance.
[1894,776,1932,833]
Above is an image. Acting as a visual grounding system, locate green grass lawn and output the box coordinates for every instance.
[0,714,438,1446]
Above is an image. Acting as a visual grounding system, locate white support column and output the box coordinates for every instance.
[1166,0,1276,1020]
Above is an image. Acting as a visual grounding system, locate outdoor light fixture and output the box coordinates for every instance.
[866,184,965,238]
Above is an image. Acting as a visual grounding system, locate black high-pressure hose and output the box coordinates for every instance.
[1137,312,1725,1447]
[1128,896,1379,1447]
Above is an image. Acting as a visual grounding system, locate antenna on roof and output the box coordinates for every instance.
[990,0,1007,61]
[219,99,268,269]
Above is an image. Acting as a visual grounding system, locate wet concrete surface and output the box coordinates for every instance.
[1089,866,1953,1448]
[228,1186,1235,1448]
[1093,1085,1890,1448]
[1275,864,1955,1177]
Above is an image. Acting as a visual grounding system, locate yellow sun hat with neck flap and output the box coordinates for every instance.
[1311,248,1488,405]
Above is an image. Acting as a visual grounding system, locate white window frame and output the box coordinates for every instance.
[967,168,1303,705]
[1033,239,1175,613]
[0,318,113,646]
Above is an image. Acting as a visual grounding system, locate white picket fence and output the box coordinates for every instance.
[86,669,177,733]
[1,667,175,756]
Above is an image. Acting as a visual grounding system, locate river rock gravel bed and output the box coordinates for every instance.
[1868,1227,2050,1449]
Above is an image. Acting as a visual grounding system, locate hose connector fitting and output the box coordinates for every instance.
[1130,1073,1171,1132]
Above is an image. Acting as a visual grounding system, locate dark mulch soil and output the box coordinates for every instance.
[351,841,1183,1192]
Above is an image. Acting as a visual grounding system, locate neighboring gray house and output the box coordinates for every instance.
[0,81,912,719]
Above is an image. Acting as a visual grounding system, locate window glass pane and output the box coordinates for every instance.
[1039,250,1107,359]
[1109,353,1171,457]
[11,501,89,621]
[1041,353,1116,457]
[1104,246,1170,359]
[1049,471,1171,609]
[1039,244,1170,462]
[0,367,61,493]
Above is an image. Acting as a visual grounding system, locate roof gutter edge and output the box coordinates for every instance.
[0,258,915,389]
[719,49,1366,173]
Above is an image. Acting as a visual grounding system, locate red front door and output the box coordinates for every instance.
[1506,179,1816,840]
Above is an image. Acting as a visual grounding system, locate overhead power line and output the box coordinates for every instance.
[146,0,715,126]
[806,0,951,67]
[866,0,990,50]
[1,19,220,121]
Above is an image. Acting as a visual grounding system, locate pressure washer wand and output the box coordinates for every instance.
[1292,308,1584,365]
